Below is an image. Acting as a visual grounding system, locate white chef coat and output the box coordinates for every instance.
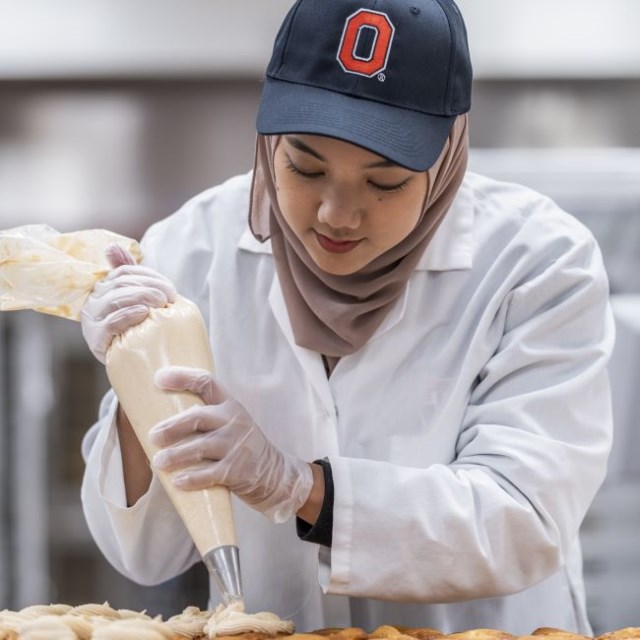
[81,170,614,636]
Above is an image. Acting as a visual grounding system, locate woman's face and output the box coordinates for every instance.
[273,134,429,276]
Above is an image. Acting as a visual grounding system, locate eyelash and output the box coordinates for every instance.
[285,159,323,180]
[285,158,410,193]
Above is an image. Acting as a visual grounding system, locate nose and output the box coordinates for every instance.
[317,185,363,230]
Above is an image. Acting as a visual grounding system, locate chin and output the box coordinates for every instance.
[322,264,360,276]
[310,254,367,276]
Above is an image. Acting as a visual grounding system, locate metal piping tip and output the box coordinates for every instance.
[203,545,243,606]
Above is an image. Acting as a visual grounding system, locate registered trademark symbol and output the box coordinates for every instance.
[377,73,386,82]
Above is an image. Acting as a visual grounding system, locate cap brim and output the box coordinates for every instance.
[256,78,455,172]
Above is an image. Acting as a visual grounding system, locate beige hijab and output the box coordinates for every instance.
[249,114,469,364]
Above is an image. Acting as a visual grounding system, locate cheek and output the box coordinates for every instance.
[273,164,299,225]
[273,167,320,234]
[377,190,427,244]
[400,203,424,232]
[274,179,309,232]
[400,178,429,235]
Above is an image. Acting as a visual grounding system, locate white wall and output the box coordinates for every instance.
[457,0,640,78]
[1,0,639,79]
[0,0,292,79]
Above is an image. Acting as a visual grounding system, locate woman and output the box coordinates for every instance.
[80,0,614,635]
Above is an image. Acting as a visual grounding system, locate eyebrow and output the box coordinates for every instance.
[284,135,398,169]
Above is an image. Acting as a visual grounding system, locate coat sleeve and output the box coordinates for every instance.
[78,190,221,585]
[79,177,249,584]
[80,389,201,585]
[80,175,256,587]
[322,228,615,603]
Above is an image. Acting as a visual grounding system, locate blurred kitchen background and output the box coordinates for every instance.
[1,0,639,633]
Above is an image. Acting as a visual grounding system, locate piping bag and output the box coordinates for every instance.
[0,224,243,605]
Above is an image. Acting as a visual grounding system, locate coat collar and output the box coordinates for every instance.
[238,177,474,272]
[238,179,473,402]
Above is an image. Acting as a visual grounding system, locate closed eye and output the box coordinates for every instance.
[368,178,411,192]
[285,158,323,179]
[286,155,411,192]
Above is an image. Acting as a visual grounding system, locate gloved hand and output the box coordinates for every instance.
[148,366,314,524]
[81,245,177,364]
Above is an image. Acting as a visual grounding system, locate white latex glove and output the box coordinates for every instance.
[80,245,177,364]
[148,366,314,524]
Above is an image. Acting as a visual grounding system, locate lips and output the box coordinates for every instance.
[314,231,362,254]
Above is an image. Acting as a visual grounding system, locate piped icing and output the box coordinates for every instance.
[203,601,295,638]
[0,600,295,639]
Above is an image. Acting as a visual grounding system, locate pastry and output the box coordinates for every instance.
[1,601,639,640]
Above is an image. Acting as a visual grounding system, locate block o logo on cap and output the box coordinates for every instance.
[337,9,395,78]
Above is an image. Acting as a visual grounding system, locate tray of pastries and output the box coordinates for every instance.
[1,603,639,640]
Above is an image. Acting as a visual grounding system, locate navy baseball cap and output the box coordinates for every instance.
[256,0,472,171]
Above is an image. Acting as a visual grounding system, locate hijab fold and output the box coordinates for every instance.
[249,115,469,360]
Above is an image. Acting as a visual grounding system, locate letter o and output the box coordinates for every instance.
[337,10,395,77]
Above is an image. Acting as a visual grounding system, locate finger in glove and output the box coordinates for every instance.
[149,403,227,447]
[149,365,314,523]
[154,366,227,405]
[106,244,137,268]
[87,282,175,320]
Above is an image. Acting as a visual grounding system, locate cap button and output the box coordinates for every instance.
[410,6,420,15]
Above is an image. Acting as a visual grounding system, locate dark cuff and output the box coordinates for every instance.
[296,458,334,548]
